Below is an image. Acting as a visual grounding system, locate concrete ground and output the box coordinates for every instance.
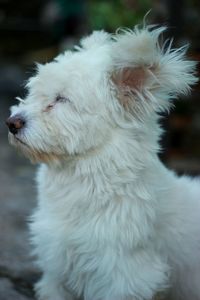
[0,73,39,299]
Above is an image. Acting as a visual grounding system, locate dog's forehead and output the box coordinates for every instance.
[26,64,68,98]
[27,56,84,95]
[27,46,111,98]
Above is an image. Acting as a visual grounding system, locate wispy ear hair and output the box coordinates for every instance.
[111,26,198,114]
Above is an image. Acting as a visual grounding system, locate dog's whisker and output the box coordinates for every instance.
[15,96,25,103]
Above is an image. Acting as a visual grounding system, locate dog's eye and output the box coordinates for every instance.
[55,95,70,103]
[44,95,71,112]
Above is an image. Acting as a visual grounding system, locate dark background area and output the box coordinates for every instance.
[0,1,200,299]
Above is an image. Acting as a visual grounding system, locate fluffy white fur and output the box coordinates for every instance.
[8,25,200,300]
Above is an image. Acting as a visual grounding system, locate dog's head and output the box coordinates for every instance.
[6,26,197,164]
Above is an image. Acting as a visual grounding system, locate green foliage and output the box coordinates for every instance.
[88,0,151,31]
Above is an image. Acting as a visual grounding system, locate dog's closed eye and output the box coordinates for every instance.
[55,95,71,103]
[44,95,71,112]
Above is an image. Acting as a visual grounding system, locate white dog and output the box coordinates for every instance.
[7,25,200,300]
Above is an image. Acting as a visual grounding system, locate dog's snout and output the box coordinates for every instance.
[6,115,26,135]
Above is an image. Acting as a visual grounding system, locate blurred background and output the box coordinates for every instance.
[0,0,200,299]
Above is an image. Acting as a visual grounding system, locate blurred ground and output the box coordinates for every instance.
[0,75,38,299]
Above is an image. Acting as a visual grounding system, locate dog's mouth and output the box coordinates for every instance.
[15,136,28,146]
[8,133,28,148]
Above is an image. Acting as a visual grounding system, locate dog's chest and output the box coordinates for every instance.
[33,165,157,293]
[36,164,156,245]
[34,171,125,284]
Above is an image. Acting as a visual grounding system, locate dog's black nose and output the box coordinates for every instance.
[6,115,26,135]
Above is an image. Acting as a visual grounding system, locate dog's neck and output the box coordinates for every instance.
[50,124,163,181]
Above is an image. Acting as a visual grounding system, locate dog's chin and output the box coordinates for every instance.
[8,133,29,152]
[8,133,64,164]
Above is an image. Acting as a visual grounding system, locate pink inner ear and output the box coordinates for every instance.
[113,67,146,90]
[122,67,146,89]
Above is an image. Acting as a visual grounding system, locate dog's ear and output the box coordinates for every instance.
[111,26,198,113]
